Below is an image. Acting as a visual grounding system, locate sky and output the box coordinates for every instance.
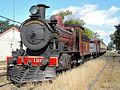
[0,0,120,45]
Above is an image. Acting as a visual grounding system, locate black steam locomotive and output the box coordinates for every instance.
[7,4,76,84]
[6,4,107,85]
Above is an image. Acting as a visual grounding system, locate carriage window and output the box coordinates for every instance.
[90,41,93,43]
[82,34,90,42]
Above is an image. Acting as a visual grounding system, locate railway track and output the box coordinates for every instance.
[0,65,8,88]
[88,55,120,90]
[0,71,6,76]
[0,65,6,76]
[88,57,108,90]
[0,82,11,87]
[0,65,6,70]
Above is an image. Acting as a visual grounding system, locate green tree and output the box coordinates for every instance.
[57,10,94,38]
[64,19,85,26]
[107,42,114,50]
[57,10,85,26]
[110,24,120,50]
[58,10,72,20]
[83,27,94,38]
[0,20,18,33]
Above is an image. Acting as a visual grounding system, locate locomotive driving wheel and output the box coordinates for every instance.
[59,54,71,70]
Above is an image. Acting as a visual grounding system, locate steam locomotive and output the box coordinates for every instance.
[6,4,107,84]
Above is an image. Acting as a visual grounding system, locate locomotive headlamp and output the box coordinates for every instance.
[29,5,39,15]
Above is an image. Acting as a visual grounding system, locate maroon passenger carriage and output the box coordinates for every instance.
[90,38,107,58]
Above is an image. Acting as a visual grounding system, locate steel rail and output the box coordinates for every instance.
[88,57,108,90]
[88,55,120,90]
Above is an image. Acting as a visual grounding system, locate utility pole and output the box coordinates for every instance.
[12,0,15,51]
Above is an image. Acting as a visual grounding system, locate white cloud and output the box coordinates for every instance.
[51,4,120,44]
[72,4,97,16]
[51,6,77,15]
[95,30,107,37]
[81,10,106,25]
[79,5,120,26]
[106,17,119,26]
[51,4,120,26]
[107,6,120,16]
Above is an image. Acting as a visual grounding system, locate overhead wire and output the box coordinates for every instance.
[0,14,21,24]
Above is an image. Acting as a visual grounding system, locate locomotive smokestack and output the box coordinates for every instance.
[37,4,50,19]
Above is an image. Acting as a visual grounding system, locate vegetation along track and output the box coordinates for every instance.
[88,54,120,90]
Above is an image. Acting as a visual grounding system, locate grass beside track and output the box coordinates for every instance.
[0,61,6,66]
[93,55,120,90]
[0,76,8,85]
